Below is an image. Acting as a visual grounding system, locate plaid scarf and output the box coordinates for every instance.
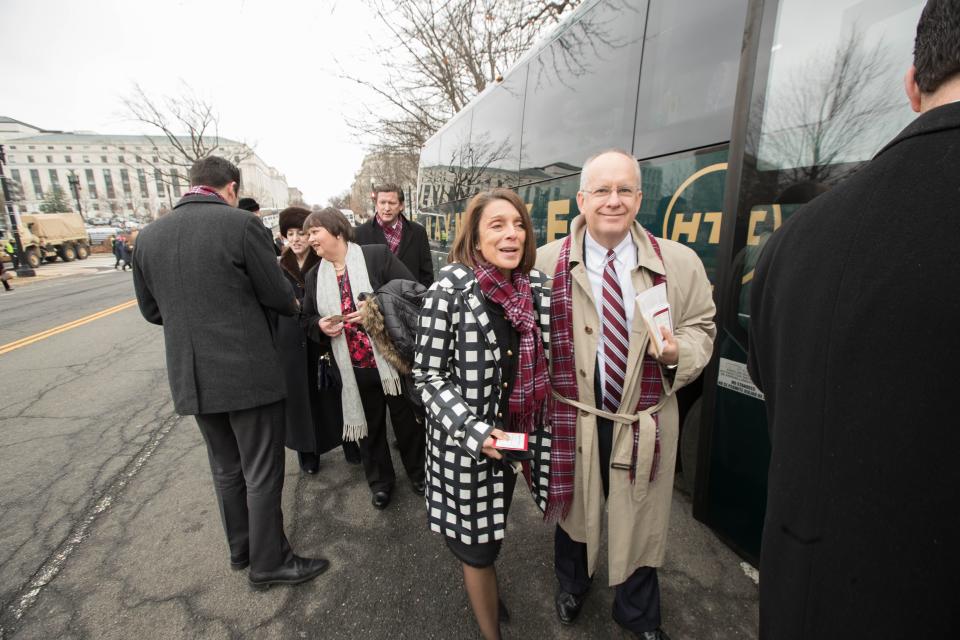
[185,185,227,202]
[473,261,549,434]
[546,230,666,522]
[377,214,403,254]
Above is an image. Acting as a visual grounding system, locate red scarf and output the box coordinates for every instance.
[546,230,666,522]
[185,185,227,202]
[377,215,403,254]
[473,261,549,434]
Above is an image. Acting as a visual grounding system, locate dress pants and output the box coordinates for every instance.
[195,400,293,573]
[553,365,663,633]
[354,367,425,493]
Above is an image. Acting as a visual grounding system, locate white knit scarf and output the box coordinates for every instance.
[316,242,402,441]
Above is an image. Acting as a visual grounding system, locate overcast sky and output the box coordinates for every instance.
[0,0,393,204]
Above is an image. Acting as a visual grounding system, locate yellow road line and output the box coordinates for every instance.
[0,299,139,356]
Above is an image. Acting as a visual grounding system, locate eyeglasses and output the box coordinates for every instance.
[581,186,641,201]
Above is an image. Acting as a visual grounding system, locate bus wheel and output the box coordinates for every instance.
[76,243,90,260]
[59,243,77,262]
[678,397,702,495]
[24,248,42,269]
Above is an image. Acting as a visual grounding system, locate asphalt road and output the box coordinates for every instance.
[0,260,758,639]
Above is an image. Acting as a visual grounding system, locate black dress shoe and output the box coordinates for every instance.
[298,451,319,475]
[372,490,391,509]
[555,589,587,625]
[411,479,426,496]
[230,556,249,571]
[248,555,330,590]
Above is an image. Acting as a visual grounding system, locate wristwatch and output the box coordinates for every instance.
[662,361,678,371]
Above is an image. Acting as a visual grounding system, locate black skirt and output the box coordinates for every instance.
[444,467,518,567]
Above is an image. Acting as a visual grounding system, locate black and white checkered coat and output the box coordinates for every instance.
[414,263,552,545]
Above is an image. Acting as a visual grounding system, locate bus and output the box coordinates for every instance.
[413,0,924,564]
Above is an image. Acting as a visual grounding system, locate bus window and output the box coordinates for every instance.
[466,66,527,192]
[518,0,647,183]
[417,136,442,212]
[700,0,925,563]
[438,111,474,203]
[633,0,747,158]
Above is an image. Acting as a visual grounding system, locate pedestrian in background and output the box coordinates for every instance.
[300,208,425,510]
[111,234,123,269]
[536,150,715,640]
[748,1,960,636]
[354,183,434,287]
[414,189,552,640]
[275,206,342,474]
[132,156,329,590]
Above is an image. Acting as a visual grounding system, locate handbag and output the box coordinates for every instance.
[317,351,342,391]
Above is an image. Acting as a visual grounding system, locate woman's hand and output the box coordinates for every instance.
[319,315,344,337]
[343,299,366,326]
[481,428,508,460]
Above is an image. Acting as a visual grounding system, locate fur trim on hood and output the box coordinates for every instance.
[280,247,320,286]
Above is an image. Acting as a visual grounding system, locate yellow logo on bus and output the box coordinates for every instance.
[661,163,727,245]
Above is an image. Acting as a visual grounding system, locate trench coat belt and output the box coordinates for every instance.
[551,390,667,426]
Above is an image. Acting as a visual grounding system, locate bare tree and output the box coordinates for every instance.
[327,189,353,210]
[757,29,902,185]
[343,0,582,155]
[117,82,254,188]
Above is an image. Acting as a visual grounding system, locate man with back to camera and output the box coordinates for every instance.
[536,149,716,640]
[353,183,435,288]
[132,156,329,590]
[748,1,960,636]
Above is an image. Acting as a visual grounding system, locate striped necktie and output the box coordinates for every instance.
[601,249,629,412]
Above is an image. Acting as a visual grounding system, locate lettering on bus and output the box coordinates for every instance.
[746,204,782,245]
[661,163,727,247]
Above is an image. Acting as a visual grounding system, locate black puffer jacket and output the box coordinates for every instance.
[359,279,427,374]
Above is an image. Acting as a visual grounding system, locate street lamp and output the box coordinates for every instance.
[67,170,85,221]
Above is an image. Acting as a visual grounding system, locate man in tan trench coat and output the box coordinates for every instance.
[536,150,715,639]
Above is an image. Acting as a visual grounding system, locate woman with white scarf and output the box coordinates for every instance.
[300,208,426,510]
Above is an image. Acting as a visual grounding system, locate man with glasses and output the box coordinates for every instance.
[537,149,715,640]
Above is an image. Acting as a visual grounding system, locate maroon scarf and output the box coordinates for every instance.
[473,261,549,434]
[186,185,227,202]
[546,230,666,522]
[377,214,403,254]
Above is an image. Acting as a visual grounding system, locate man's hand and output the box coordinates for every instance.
[648,326,679,366]
[319,316,344,337]
[481,428,508,460]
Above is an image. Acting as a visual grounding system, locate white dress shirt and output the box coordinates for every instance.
[584,230,637,394]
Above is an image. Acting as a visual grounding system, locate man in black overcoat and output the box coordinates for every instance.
[748,1,960,636]
[132,156,329,590]
[353,183,435,288]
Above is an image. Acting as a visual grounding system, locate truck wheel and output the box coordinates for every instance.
[24,248,42,269]
[76,243,90,260]
[59,243,77,262]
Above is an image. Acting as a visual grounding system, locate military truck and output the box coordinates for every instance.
[16,213,92,268]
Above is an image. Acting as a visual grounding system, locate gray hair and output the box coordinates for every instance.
[579,149,642,191]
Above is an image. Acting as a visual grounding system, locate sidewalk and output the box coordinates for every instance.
[2,254,120,289]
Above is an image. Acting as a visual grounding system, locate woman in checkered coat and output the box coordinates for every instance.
[414,189,551,640]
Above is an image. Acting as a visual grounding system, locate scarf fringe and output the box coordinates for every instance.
[381,375,402,396]
[342,422,366,443]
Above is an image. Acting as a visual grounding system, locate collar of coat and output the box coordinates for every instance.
[279,247,320,285]
[173,193,233,209]
[564,214,665,277]
[877,100,960,158]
